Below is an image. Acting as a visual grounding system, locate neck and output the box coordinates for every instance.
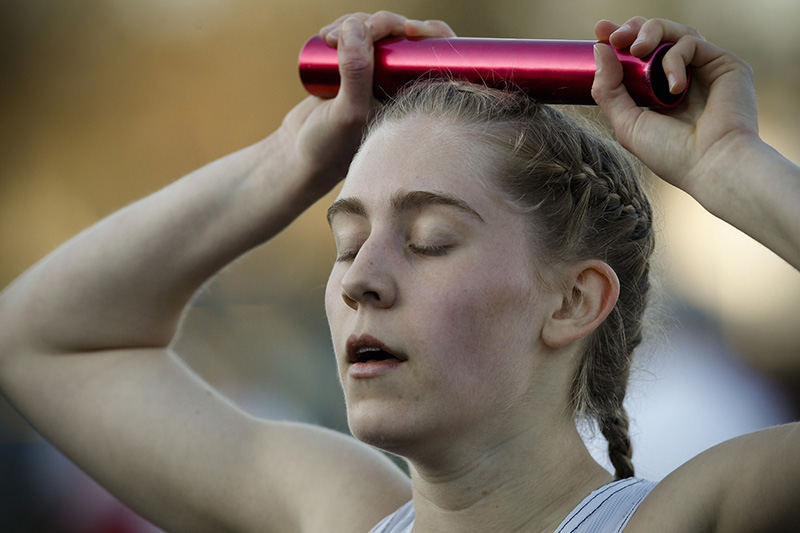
[407,419,612,532]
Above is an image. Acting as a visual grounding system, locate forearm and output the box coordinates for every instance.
[0,124,320,355]
[693,134,800,271]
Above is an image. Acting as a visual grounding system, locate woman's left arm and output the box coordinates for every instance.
[592,16,800,271]
[625,423,800,532]
[593,17,800,532]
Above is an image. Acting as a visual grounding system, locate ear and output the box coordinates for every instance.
[541,260,620,349]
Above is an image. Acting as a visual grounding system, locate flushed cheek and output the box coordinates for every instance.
[408,270,540,406]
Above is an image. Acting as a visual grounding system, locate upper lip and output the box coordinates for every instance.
[346,334,408,364]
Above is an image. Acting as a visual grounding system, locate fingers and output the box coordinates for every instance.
[661,36,699,94]
[317,11,456,130]
[596,17,709,95]
[629,18,702,61]
[334,17,374,124]
[404,18,456,38]
[598,16,702,55]
[591,43,643,150]
[596,16,647,48]
[321,12,369,46]
[668,34,748,92]
[321,11,455,47]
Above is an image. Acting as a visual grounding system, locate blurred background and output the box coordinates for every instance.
[1,0,798,530]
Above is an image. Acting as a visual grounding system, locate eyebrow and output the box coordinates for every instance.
[326,190,485,226]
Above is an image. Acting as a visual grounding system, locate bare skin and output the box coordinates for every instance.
[592,16,800,532]
[325,117,617,532]
[0,10,798,533]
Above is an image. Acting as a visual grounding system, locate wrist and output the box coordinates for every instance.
[689,133,800,269]
[240,126,333,235]
[273,120,349,205]
[688,132,764,216]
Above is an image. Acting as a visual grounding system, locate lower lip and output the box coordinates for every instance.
[348,360,404,378]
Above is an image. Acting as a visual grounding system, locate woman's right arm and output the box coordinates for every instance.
[0,13,452,532]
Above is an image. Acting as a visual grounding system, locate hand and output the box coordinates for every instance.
[591,17,759,201]
[281,12,455,197]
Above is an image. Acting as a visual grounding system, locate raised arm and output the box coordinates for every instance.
[592,17,800,532]
[592,16,800,271]
[0,12,453,533]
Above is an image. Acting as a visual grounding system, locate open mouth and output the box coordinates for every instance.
[346,334,407,365]
[352,346,400,363]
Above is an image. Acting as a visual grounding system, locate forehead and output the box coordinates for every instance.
[340,117,495,204]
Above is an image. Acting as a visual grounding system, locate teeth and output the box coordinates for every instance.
[357,347,381,354]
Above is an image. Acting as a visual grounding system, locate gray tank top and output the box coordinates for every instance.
[368,477,656,533]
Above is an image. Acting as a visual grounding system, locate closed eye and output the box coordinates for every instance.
[337,244,451,261]
[407,244,452,256]
[335,249,359,262]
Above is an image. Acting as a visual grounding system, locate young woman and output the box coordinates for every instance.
[1,10,798,532]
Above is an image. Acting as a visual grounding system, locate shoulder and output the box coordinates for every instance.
[246,420,412,533]
[625,423,800,533]
[368,499,414,533]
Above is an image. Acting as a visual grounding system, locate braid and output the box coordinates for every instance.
[530,114,651,480]
[600,409,635,479]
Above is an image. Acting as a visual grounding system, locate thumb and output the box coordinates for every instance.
[335,17,374,122]
[591,43,642,150]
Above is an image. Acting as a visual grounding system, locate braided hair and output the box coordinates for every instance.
[370,81,654,480]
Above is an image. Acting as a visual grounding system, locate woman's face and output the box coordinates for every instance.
[325,117,558,459]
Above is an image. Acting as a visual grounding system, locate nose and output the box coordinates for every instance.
[340,239,398,310]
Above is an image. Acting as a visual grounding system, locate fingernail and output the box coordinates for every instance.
[612,24,631,36]
[341,18,365,45]
[632,35,645,47]
[667,73,678,93]
[593,43,604,72]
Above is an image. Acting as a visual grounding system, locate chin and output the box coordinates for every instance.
[346,398,430,456]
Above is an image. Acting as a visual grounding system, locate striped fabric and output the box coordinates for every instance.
[368,478,656,533]
[553,478,656,533]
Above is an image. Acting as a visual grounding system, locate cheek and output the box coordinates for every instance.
[324,270,346,364]
[409,262,541,395]
[324,272,337,324]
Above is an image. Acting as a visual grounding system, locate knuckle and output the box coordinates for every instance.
[425,19,455,37]
[678,35,702,57]
[590,84,605,103]
[340,55,371,76]
[348,13,368,22]
[734,56,754,77]
[640,18,660,32]
[627,15,648,26]
[332,13,351,26]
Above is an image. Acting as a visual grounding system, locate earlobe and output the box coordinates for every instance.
[542,261,620,349]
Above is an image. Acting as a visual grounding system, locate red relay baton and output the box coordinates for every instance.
[299,36,688,108]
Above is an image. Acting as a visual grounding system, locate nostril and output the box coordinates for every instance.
[342,292,359,310]
[363,290,380,301]
[341,288,383,310]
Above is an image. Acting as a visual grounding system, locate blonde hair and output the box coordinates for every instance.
[368,81,654,479]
